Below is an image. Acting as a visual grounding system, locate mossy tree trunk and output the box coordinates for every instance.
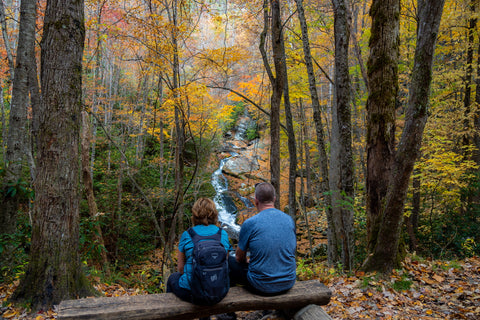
[364,0,400,264]
[363,0,445,273]
[12,0,95,310]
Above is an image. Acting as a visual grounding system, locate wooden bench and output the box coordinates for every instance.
[57,280,332,320]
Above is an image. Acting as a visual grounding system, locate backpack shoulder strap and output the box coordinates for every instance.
[188,226,222,243]
[215,227,223,239]
[187,227,199,244]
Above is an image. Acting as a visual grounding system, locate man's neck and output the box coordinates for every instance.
[257,202,275,212]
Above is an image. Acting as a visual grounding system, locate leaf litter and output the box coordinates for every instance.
[1,255,479,319]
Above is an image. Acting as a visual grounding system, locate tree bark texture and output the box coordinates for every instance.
[363,0,445,272]
[295,0,337,265]
[364,0,400,257]
[332,0,354,270]
[1,0,37,235]
[13,0,95,309]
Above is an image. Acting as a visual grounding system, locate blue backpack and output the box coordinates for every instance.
[188,227,229,305]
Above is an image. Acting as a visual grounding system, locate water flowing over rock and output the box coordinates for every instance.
[211,110,266,240]
[211,155,241,240]
[223,155,260,176]
[234,109,256,141]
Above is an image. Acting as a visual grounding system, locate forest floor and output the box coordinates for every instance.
[1,204,479,319]
[1,256,479,319]
[1,245,479,319]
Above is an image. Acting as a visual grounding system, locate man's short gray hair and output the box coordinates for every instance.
[254,182,275,204]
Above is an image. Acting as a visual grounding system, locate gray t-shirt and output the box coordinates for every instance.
[238,208,296,293]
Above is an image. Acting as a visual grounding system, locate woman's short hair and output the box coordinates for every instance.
[192,198,218,226]
[254,182,275,204]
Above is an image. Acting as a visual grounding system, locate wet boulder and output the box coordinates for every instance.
[223,155,260,176]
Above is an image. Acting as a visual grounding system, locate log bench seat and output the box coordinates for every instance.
[57,280,332,320]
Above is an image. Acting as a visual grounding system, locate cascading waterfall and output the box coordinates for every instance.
[212,109,257,239]
[211,153,241,239]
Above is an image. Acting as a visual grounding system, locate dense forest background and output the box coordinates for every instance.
[0,0,479,314]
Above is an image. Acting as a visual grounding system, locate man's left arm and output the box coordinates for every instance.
[235,246,247,263]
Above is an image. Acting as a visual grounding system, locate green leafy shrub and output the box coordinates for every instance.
[245,126,259,141]
[0,217,31,284]
[392,275,413,291]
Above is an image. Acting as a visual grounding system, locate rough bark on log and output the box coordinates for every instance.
[58,280,331,320]
[294,304,333,320]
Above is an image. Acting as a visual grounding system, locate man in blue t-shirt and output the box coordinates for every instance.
[229,182,296,295]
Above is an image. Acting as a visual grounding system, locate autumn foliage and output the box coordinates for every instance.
[0,0,479,316]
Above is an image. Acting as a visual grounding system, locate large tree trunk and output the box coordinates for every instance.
[13,0,95,309]
[294,0,337,265]
[1,0,37,235]
[364,0,400,258]
[363,0,445,273]
[332,0,354,270]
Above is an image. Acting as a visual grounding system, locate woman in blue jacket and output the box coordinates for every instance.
[166,198,232,302]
